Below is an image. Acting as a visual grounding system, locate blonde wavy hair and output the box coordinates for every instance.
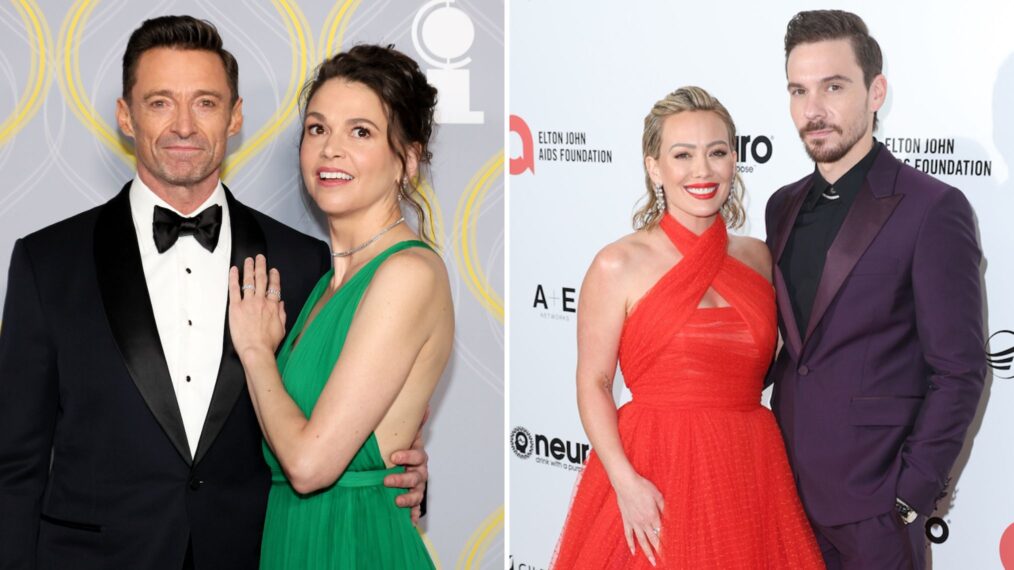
[633,86,746,230]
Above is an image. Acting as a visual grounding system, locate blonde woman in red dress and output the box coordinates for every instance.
[552,86,824,569]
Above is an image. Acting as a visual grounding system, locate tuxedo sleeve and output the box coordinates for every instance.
[318,240,331,276]
[0,239,59,568]
[899,186,986,515]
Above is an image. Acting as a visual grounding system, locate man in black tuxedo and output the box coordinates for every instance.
[0,15,427,569]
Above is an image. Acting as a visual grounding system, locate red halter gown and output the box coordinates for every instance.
[552,215,824,569]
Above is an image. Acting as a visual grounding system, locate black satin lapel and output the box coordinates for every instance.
[193,189,267,465]
[225,187,268,267]
[95,184,192,465]
[805,182,903,341]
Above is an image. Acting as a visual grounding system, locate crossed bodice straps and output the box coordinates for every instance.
[618,215,776,385]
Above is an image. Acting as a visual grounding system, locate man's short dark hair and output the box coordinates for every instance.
[122,15,239,104]
[784,10,883,88]
[785,10,883,130]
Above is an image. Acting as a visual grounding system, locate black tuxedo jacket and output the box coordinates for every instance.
[0,184,330,569]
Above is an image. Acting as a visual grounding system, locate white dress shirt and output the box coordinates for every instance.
[129,177,232,457]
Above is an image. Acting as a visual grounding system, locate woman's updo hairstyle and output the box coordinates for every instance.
[300,44,439,244]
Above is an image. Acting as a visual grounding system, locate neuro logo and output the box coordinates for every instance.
[986,330,1014,379]
[734,134,774,174]
[510,115,534,175]
[510,426,533,459]
[734,134,773,164]
[509,425,590,471]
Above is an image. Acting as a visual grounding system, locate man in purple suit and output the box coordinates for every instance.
[765,10,986,569]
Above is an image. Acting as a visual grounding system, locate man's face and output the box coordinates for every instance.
[786,39,885,165]
[116,48,242,193]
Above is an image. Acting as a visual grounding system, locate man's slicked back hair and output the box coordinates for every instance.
[122,15,239,105]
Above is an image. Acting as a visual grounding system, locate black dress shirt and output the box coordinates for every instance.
[779,141,883,335]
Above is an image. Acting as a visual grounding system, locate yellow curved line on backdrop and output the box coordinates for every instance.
[318,0,360,60]
[454,152,504,322]
[222,0,309,179]
[417,179,445,250]
[419,529,444,570]
[455,505,504,570]
[0,0,52,146]
[60,0,132,163]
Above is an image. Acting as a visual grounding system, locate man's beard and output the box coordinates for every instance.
[157,166,215,187]
[150,148,217,188]
[798,120,865,164]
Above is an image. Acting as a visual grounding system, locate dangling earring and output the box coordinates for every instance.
[721,178,738,223]
[398,177,409,202]
[654,183,665,215]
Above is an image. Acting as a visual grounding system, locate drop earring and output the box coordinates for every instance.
[654,183,665,215]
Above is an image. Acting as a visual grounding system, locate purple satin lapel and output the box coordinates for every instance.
[805,183,903,341]
[774,267,803,357]
[771,179,812,356]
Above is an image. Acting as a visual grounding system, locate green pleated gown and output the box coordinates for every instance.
[259,240,436,569]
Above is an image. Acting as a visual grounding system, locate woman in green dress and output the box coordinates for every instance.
[227,45,452,569]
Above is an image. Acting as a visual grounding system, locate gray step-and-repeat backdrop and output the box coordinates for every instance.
[510,1,1012,569]
[0,1,502,568]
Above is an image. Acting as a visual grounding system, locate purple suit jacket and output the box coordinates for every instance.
[764,148,985,526]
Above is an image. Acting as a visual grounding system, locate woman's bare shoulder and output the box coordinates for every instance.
[589,231,654,278]
[362,244,452,317]
[376,244,447,281]
[728,235,772,282]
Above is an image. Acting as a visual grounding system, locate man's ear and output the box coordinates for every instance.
[228,97,244,137]
[869,74,887,113]
[116,98,135,139]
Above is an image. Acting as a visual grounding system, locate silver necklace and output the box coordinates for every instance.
[822,186,840,201]
[331,217,405,258]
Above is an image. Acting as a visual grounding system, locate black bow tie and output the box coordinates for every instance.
[152,204,223,253]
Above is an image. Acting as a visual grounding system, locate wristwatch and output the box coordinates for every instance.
[895,498,917,525]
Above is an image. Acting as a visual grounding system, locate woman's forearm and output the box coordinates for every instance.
[228,253,445,496]
[577,375,636,487]
[239,346,359,492]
